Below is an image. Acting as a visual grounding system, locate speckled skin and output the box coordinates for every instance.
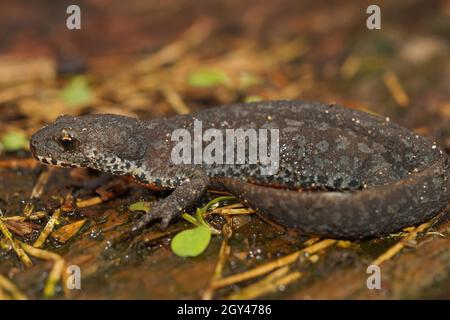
[30,100,450,239]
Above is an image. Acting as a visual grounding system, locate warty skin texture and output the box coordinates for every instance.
[30,100,450,239]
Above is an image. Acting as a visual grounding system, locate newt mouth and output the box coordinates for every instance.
[35,155,81,168]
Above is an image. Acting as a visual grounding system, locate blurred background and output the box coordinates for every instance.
[0,0,449,151]
[0,0,449,299]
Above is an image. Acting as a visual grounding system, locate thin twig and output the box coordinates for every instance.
[0,274,28,300]
[132,18,215,73]
[33,209,61,248]
[371,221,433,266]
[76,196,103,208]
[225,266,302,299]
[160,82,191,115]
[0,214,33,267]
[210,239,336,289]
[383,71,409,107]
[202,239,231,300]
[30,167,54,199]
[20,242,65,298]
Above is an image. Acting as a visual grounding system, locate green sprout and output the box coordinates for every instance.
[171,196,236,257]
[187,69,231,88]
[61,76,93,106]
[1,131,28,152]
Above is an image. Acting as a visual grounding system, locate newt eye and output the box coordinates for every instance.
[60,138,79,151]
[59,131,79,151]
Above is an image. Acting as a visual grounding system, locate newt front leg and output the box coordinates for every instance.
[131,169,210,233]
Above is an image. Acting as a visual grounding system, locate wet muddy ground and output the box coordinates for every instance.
[0,0,449,299]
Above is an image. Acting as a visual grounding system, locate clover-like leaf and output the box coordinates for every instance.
[171,224,211,257]
[1,131,28,152]
[61,76,93,106]
[129,201,151,213]
[187,69,231,88]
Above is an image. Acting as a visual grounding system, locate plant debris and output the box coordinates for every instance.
[225,266,302,299]
[0,213,33,267]
[210,239,336,290]
[0,274,28,300]
[129,201,152,213]
[20,242,64,298]
[76,197,103,208]
[2,219,35,236]
[52,219,86,244]
[33,209,61,248]
[171,196,237,257]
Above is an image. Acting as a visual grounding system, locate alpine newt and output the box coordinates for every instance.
[30,100,450,239]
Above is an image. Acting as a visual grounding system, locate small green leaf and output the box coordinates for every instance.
[1,131,28,151]
[244,95,263,103]
[187,69,231,88]
[61,76,93,106]
[171,225,211,257]
[129,201,151,213]
[170,196,236,257]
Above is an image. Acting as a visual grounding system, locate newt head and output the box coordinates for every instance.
[30,114,146,172]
